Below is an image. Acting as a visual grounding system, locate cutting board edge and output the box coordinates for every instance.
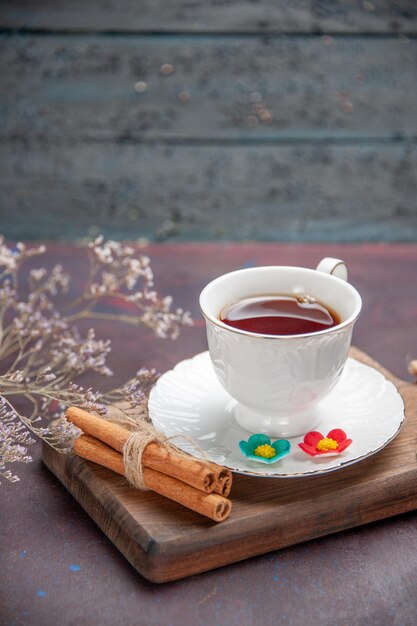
[42,440,417,583]
[41,348,417,583]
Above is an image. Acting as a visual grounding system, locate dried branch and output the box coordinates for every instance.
[0,236,192,483]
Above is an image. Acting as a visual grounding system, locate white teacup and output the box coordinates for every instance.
[199,258,362,438]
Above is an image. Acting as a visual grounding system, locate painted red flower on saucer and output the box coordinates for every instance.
[298,429,352,457]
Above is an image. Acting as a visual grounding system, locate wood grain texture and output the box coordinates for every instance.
[1,32,416,242]
[1,0,417,34]
[1,142,416,241]
[42,347,417,582]
[1,35,416,141]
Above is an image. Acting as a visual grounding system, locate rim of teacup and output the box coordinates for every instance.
[199,266,362,340]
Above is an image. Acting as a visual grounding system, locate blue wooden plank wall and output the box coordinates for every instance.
[0,1,416,241]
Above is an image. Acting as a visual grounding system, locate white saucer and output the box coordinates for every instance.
[148,352,405,478]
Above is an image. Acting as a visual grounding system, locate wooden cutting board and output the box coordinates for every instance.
[42,347,417,583]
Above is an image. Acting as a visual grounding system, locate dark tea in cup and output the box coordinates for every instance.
[220,295,340,336]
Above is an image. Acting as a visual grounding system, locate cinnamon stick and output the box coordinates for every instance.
[66,407,231,496]
[74,434,232,523]
[212,469,233,497]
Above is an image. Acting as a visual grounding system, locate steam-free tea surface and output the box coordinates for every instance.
[221,295,340,335]
[42,348,417,583]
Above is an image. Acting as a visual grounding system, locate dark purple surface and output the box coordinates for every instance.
[2,243,417,626]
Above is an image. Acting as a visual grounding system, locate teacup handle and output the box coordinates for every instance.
[316,257,348,281]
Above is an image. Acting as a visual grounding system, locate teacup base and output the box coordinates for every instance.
[233,403,322,438]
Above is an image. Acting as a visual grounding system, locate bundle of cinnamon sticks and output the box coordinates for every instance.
[67,407,233,522]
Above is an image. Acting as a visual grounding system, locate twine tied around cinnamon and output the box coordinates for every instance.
[122,422,165,490]
[122,421,206,490]
[67,405,233,505]
[67,405,233,521]
[106,406,211,491]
